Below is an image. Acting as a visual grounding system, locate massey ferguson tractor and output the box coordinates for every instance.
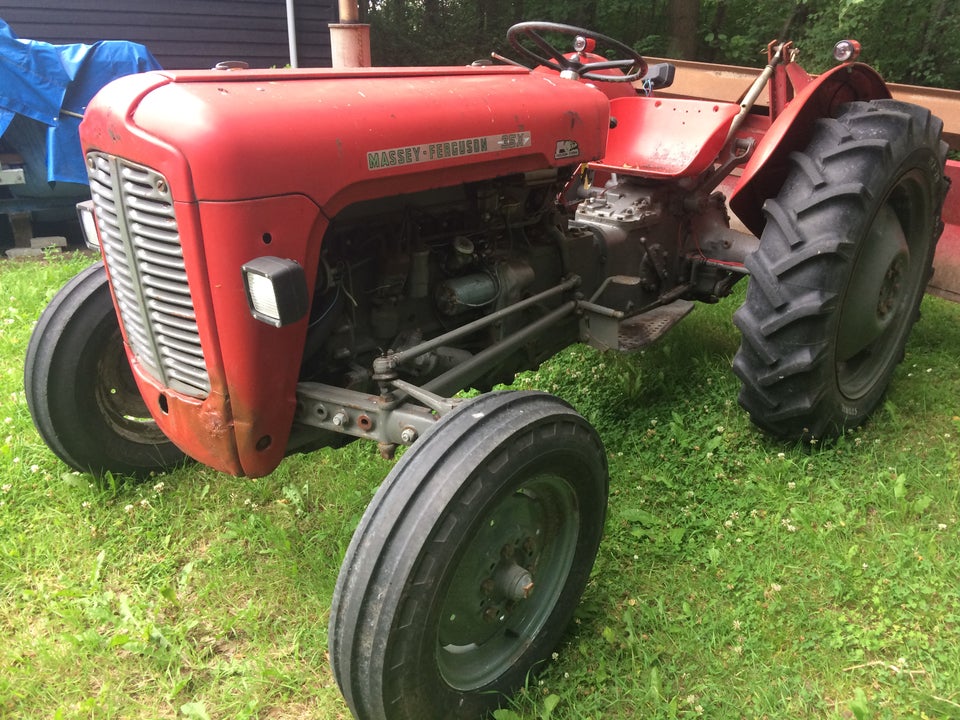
[24,23,949,720]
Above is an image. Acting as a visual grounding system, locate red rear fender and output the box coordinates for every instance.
[729,62,890,236]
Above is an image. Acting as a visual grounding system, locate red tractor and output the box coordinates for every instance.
[25,23,948,720]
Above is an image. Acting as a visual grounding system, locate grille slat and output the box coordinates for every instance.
[86,152,210,398]
[151,316,202,341]
[135,250,186,273]
[130,222,181,245]
[150,305,197,324]
[157,332,207,358]
[145,288,195,311]
[128,198,178,223]
[142,273,192,295]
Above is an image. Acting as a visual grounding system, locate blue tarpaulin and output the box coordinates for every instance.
[0,19,160,185]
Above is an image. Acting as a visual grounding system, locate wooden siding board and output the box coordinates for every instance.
[0,0,334,68]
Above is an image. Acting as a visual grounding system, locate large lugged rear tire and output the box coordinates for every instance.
[329,391,608,720]
[733,100,949,440]
[24,262,186,477]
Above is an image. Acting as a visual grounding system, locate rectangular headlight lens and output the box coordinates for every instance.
[246,272,281,320]
[242,256,309,327]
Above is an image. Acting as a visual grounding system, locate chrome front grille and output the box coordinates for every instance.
[86,152,210,397]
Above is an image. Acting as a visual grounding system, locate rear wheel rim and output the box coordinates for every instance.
[836,169,930,400]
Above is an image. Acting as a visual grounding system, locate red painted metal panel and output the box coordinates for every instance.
[105,194,325,477]
[641,56,960,149]
[590,96,739,178]
[113,65,610,214]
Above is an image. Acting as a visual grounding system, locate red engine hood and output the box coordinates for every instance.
[81,65,611,214]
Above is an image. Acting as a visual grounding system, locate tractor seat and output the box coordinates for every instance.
[590,95,740,179]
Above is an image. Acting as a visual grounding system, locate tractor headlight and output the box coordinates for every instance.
[242,256,309,327]
[833,39,861,63]
[573,35,596,54]
[76,200,100,250]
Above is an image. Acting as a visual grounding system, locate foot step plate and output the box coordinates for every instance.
[581,299,694,352]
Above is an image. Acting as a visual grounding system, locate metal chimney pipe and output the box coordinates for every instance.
[330,0,371,67]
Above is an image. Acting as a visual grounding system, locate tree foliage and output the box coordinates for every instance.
[358,0,960,89]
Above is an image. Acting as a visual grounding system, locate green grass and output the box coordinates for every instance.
[1,251,959,719]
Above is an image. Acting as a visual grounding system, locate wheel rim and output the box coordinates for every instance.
[835,169,931,399]
[436,471,579,690]
[95,327,168,444]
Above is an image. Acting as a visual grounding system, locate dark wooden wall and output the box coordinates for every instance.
[1,0,335,69]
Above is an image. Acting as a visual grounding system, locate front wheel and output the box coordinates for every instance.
[733,100,949,440]
[24,262,186,477]
[329,391,608,720]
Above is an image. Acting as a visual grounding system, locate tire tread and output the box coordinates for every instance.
[733,99,948,439]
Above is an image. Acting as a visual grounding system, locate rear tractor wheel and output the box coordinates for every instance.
[734,100,949,440]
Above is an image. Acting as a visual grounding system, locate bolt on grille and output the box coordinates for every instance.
[86,152,210,398]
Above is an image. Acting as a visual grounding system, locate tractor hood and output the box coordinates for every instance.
[79,65,611,216]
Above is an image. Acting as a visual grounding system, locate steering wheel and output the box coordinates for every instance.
[506,22,647,83]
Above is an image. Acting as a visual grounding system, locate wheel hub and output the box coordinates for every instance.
[96,327,168,443]
[877,256,906,318]
[837,203,909,363]
[440,531,540,646]
[436,476,579,690]
[494,558,535,601]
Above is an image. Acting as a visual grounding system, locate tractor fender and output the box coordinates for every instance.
[729,62,890,237]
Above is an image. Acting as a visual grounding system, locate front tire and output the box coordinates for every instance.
[329,391,608,720]
[24,262,186,477]
[733,100,948,439]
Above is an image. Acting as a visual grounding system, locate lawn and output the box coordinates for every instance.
[1,251,958,719]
